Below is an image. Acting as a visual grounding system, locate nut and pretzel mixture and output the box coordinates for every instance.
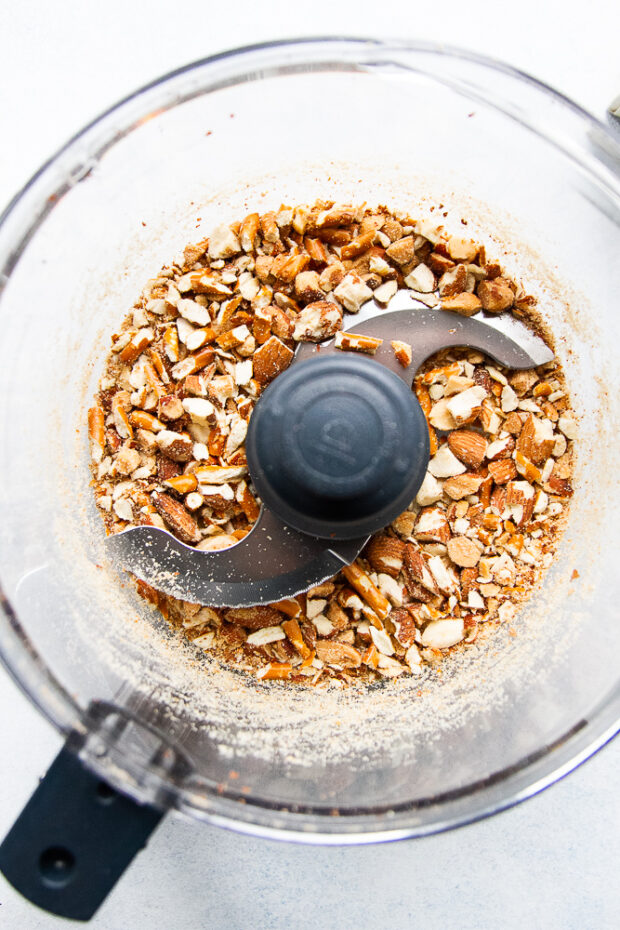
[88,202,575,686]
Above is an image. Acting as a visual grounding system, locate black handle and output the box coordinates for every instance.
[0,746,164,921]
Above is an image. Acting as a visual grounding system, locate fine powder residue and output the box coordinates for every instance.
[44,166,613,813]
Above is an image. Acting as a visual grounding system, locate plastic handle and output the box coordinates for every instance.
[0,746,164,921]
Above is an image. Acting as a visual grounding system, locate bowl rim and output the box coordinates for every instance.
[0,36,618,842]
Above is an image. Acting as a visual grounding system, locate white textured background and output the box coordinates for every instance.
[1,2,619,927]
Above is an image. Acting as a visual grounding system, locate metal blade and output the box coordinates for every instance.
[104,508,368,608]
[104,295,553,607]
[298,293,554,381]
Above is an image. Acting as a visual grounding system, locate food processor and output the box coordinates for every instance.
[0,38,618,921]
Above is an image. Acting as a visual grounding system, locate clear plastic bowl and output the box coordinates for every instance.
[0,38,619,842]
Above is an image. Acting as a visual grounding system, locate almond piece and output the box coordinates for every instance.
[182,397,216,426]
[460,567,478,597]
[427,555,460,594]
[390,608,418,646]
[503,411,525,435]
[429,398,458,431]
[385,235,415,266]
[438,264,468,297]
[487,458,517,484]
[246,625,286,646]
[369,626,395,657]
[448,430,487,469]
[446,386,487,425]
[443,473,484,500]
[428,444,467,478]
[447,535,484,568]
[319,261,346,292]
[226,605,284,631]
[152,492,201,544]
[377,573,404,606]
[441,292,482,316]
[293,300,343,342]
[558,415,578,440]
[315,640,362,669]
[252,336,294,384]
[158,394,184,421]
[404,263,435,292]
[376,654,406,677]
[157,457,181,481]
[294,269,324,303]
[544,475,573,498]
[374,280,398,305]
[516,414,555,465]
[156,430,194,462]
[111,391,133,439]
[177,298,211,327]
[416,471,445,506]
[447,237,479,262]
[444,375,475,397]
[506,480,536,526]
[333,272,373,313]
[477,278,514,312]
[510,370,539,394]
[485,436,515,460]
[208,224,241,259]
[420,618,465,649]
[391,510,418,537]
[365,535,405,578]
[403,544,439,596]
[405,643,423,671]
[415,507,451,543]
[325,602,348,631]
[112,443,141,476]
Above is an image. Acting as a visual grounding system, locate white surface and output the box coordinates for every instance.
[1,2,619,927]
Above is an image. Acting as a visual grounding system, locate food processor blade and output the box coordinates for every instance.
[104,508,367,608]
[104,299,552,606]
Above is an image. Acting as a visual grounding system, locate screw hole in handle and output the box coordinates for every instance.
[39,846,77,889]
[96,780,118,805]
[0,746,164,921]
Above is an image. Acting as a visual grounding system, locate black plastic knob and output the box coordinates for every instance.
[246,355,430,539]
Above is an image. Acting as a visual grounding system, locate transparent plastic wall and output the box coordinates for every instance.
[0,41,618,840]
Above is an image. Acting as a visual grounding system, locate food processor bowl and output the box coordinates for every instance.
[0,36,619,916]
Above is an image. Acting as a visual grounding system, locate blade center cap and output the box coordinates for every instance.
[246,354,430,540]
[288,390,391,498]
